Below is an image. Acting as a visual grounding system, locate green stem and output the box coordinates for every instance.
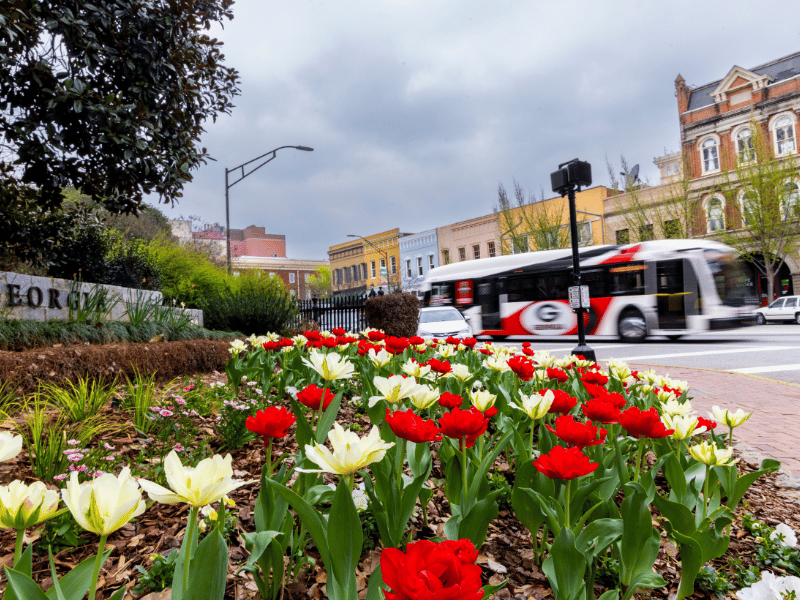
[266,437,274,480]
[315,382,329,435]
[529,420,535,462]
[87,534,109,600]
[564,479,572,529]
[13,529,24,566]
[461,438,468,508]
[183,506,199,595]
[702,465,710,522]
[729,426,734,449]
[633,438,645,483]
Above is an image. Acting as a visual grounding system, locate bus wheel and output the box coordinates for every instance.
[666,334,683,341]
[618,310,647,342]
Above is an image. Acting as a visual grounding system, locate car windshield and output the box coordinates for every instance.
[419,308,463,323]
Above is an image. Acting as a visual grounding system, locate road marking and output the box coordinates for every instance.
[729,364,800,374]
[614,346,800,361]
[543,344,634,353]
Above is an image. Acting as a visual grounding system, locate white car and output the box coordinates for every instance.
[754,295,800,324]
[416,307,473,339]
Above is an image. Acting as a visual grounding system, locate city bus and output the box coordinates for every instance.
[420,239,758,342]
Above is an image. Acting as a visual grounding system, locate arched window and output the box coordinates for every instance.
[701,137,719,174]
[736,127,754,162]
[704,195,725,233]
[783,181,799,219]
[738,188,755,227]
[772,115,796,155]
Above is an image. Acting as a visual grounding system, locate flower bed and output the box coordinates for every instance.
[0,330,798,599]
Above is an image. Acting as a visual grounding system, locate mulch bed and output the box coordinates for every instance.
[0,340,235,394]
[1,345,799,599]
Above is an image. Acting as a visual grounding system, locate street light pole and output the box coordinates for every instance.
[347,234,391,292]
[225,145,314,275]
[551,159,596,362]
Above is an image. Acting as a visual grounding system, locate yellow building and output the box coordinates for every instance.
[328,228,410,295]
[497,186,612,254]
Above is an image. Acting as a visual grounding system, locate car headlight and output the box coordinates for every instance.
[457,327,471,337]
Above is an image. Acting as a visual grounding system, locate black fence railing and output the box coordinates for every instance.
[295,296,367,332]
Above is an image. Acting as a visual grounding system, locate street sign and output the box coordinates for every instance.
[568,285,590,309]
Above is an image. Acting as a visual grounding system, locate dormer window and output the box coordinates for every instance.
[736,127,754,163]
[701,137,720,174]
[775,116,796,155]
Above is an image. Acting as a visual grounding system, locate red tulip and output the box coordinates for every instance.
[546,367,569,383]
[367,330,386,342]
[296,384,335,411]
[439,539,479,565]
[594,392,626,409]
[427,358,452,375]
[445,336,461,346]
[583,382,608,398]
[581,398,621,424]
[331,327,346,336]
[381,539,483,600]
[507,355,535,381]
[619,406,674,439]
[304,330,323,341]
[409,336,425,345]
[385,336,410,355]
[697,416,717,430]
[439,407,489,450]
[279,338,295,348]
[461,338,478,349]
[438,392,463,410]
[546,389,578,415]
[246,406,296,440]
[385,409,442,443]
[534,445,599,480]
[522,347,534,356]
[321,337,338,349]
[581,370,609,386]
[546,415,606,448]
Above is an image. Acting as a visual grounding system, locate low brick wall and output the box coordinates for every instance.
[0,272,203,327]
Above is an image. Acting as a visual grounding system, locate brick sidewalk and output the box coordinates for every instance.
[628,364,800,476]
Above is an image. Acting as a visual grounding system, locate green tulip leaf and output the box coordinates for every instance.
[241,530,283,567]
[542,527,586,600]
[315,390,344,444]
[184,528,228,600]
[5,568,50,600]
[43,548,112,600]
[267,478,331,569]
[365,565,386,600]
[327,479,363,595]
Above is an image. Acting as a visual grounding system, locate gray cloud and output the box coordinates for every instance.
[155,0,800,259]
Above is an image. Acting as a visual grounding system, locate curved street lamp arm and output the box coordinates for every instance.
[226,146,313,189]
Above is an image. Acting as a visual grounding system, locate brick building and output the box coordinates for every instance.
[329,229,410,295]
[191,224,286,258]
[231,256,328,300]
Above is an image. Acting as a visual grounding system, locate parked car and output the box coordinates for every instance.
[754,295,800,324]
[416,307,472,339]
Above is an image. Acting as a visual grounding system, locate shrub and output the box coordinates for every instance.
[199,273,298,335]
[147,237,228,307]
[364,293,420,336]
[104,236,163,290]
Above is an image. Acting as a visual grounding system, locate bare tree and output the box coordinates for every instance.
[494,180,571,254]
[606,153,699,243]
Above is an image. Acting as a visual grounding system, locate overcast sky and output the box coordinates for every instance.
[153,1,800,259]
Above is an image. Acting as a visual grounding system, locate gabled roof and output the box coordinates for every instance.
[686,51,800,112]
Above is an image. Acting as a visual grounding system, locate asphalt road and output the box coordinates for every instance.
[497,324,800,385]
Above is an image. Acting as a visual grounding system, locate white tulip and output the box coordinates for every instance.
[62,468,145,535]
[139,451,254,507]
[0,480,61,530]
[302,424,394,476]
[0,432,23,463]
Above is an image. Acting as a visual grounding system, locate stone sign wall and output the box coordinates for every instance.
[1,272,203,327]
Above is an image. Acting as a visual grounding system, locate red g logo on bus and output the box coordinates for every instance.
[455,280,473,306]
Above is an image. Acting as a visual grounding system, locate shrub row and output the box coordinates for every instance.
[0,319,241,352]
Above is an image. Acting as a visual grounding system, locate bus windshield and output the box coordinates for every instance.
[704,250,756,307]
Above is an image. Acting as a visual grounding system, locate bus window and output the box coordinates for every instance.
[582,269,608,298]
[534,272,570,300]
[609,263,646,296]
[507,276,536,302]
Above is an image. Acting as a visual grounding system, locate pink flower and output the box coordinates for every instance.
[176,398,187,405]
[67,439,80,446]
[160,409,174,417]
[67,453,83,462]
[173,443,184,452]
[54,473,68,481]
[103,443,115,450]
[150,406,161,412]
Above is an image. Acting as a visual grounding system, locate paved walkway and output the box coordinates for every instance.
[629,363,800,476]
